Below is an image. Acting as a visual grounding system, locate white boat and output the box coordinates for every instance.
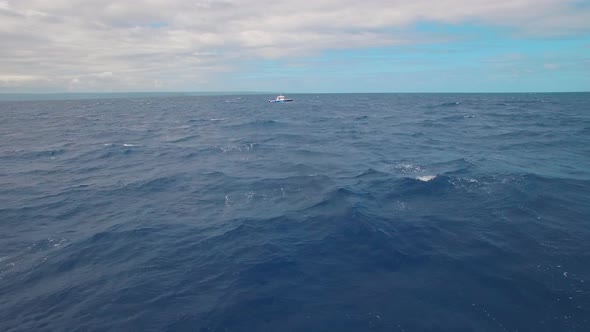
[269,94,293,103]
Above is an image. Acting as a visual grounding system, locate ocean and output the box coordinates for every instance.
[1,93,589,331]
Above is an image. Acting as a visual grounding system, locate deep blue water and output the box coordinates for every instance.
[1,93,589,331]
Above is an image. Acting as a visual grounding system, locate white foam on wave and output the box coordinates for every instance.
[220,143,256,153]
[104,143,142,147]
[417,175,437,182]
[48,238,68,247]
[210,118,227,121]
[396,163,424,173]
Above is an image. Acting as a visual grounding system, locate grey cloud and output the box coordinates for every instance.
[1,0,589,91]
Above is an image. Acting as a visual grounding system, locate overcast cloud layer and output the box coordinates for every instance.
[1,0,589,92]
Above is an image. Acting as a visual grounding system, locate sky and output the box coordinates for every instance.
[0,0,589,93]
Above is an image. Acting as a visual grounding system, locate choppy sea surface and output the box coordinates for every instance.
[1,93,589,331]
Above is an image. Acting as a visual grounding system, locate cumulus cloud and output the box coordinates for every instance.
[0,0,589,91]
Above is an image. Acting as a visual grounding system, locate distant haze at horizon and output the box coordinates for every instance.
[1,1,589,93]
[1,91,590,102]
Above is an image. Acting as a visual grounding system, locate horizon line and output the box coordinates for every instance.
[0,90,588,102]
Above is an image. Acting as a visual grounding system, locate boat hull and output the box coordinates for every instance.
[269,99,293,103]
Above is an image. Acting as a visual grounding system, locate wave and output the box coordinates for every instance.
[2,93,589,331]
[187,118,207,123]
[261,133,307,143]
[51,144,146,167]
[279,163,323,174]
[161,134,200,143]
[219,142,257,153]
[424,101,461,109]
[481,129,548,140]
[365,159,476,179]
[227,119,286,130]
[11,148,68,159]
[290,148,340,158]
[394,163,426,174]
[440,101,461,107]
[129,174,194,194]
[500,99,559,105]
[180,147,223,159]
[428,158,478,175]
[417,175,437,182]
[354,168,390,179]
[347,169,587,204]
[439,114,477,121]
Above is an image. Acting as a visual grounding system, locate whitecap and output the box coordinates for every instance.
[396,163,424,173]
[417,175,437,182]
[123,143,141,147]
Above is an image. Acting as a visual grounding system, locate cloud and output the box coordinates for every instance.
[1,0,589,91]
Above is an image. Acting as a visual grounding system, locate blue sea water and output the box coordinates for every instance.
[1,93,589,331]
